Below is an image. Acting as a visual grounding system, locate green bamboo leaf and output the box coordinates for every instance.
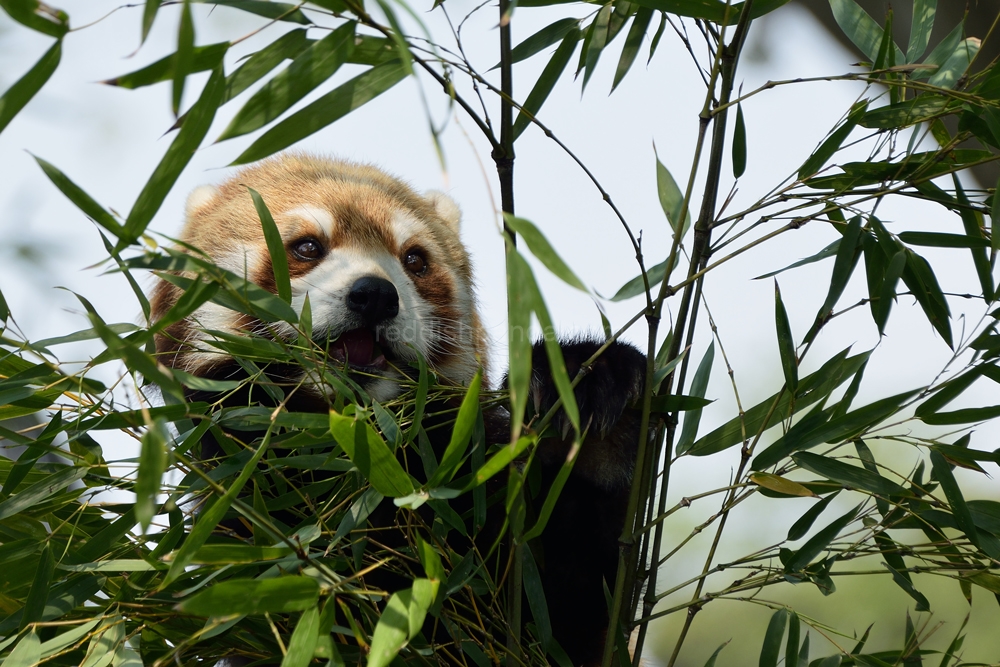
[32,155,124,237]
[785,504,859,571]
[807,215,862,344]
[193,0,309,22]
[581,4,611,92]
[788,491,840,542]
[101,43,228,89]
[647,11,666,63]
[122,66,224,247]
[759,609,788,667]
[774,281,797,393]
[172,0,194,116]
[858,96,949,129]
[798,118,857,180]
[522,437,580,541]
[0,285,8,322]
[135,417,169,532]
[38,620,101,659]
[897,231,989,249]
[952,176,993,301]
[80,618,124,667]
[733,103,747,178]
[692,349,869,457]
[368,581,433,667]
[248,187,291,303]
[753,389,916,470]
[3,631,41,667]
[522,547,553,651]
[0,0,68,36]
[0,466,87,521]
[625,0,741,24]
[798,634,810,667]
[927,38,979,89]
[19,545,54,629]
[281,606,320,667]
[874,250,905,334]
[612,7,652,92]
[754,240,840,280]
[906,0,935,62]
[163,429,273,586]
[218,22,356,141]
[513,28,579,140]
[329,411,414,497]
[415,533,444,581]
[142,0,160,43]
[57,560,161,572]
[506,245,534,439]
[427,370,481,487]
[503,214,587,291]
[177,577,319,616]
[0,38,61,135]
[333,487,383,542]
[991,172,1000,253]
[792,451,909,496]
[506,17,580,66]
[610,257,669,302]
[703,643,728,667]
[232,60,408,165]
[930,450,980,548]
[655,145,691,237]
[224,29,310,102]
[786,613,801,667]
[882,557,930,611]
[676,341,714,454]
[902,247,952,347]
[467,435,534,489]
[829,0,902,62]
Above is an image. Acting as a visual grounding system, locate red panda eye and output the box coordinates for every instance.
[291,238,323,260]
[403,250,428,276]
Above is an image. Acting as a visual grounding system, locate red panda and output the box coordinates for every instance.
[150,153,647,666]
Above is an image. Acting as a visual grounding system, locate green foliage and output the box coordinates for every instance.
[1,0,1000,665]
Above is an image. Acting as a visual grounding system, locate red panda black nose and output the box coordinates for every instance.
[347,276,399,325]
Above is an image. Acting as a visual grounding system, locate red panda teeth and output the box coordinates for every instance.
[329,328,387,369]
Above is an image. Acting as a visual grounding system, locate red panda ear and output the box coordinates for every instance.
[185,184,220,221]
[424,190,461,232]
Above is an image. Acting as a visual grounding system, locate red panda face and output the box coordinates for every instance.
[151,154,487,401]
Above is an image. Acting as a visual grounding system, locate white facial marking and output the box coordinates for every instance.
[390,210,426,250]
[285,205,335,241]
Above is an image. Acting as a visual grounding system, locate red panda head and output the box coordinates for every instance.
[151,153,487,401]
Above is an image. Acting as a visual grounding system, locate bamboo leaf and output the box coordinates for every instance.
[859,96,950,129]
[218,22,356,141]
[798,116,857,180]
[751,472,817,498]
[774,281,797,393]
[792,451,909,496]
[172,0,194,116]
[503,214,587,291]
[177,577,319,616]
[467,435,534,489]
[224,28,311,102]
[759,609,788,667]
[32,155,124,237]
[329,411,414,497]
[807,215,862,344]
[3,631,41,667]
[427,369,481,486]
[786,613,801,667]
[248,187,292,303]
[930,450,980,549]
[232,60,409,165]
[506,17,580,66]
[612,7,652,92]
[676,341,714,454]
[785,504,859,572]
[897,231,989,249]
[142,0,160,43]
[522,438,579,541]
[754,240,840,280]
[122,66,225,247]
[0,38,61,135]
[135,417,169,532]
[521,547,552,651]
[281,606,320,667]
[163,429,273,586]
[101,43,228,89]
[952,176,993,301]
[655,145,692,238]
[19,545,54,629]
[874,249,905,334]
[733,103,747,178]
[927,38,979,89]
[0,466,87,521]
[610,257,669,302]
[581,4,611,92]
[829,0,902,62]
[513,29,579,139]
[788,493,839,541]
[193,0,310,23]
[0,0,68,36]
[906,0,935,62]
[506,245,534,439]
[368,581,433,667]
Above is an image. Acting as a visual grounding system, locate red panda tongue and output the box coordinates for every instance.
[332,328,376,366]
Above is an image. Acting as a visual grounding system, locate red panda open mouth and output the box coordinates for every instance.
[328,328,388,370]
